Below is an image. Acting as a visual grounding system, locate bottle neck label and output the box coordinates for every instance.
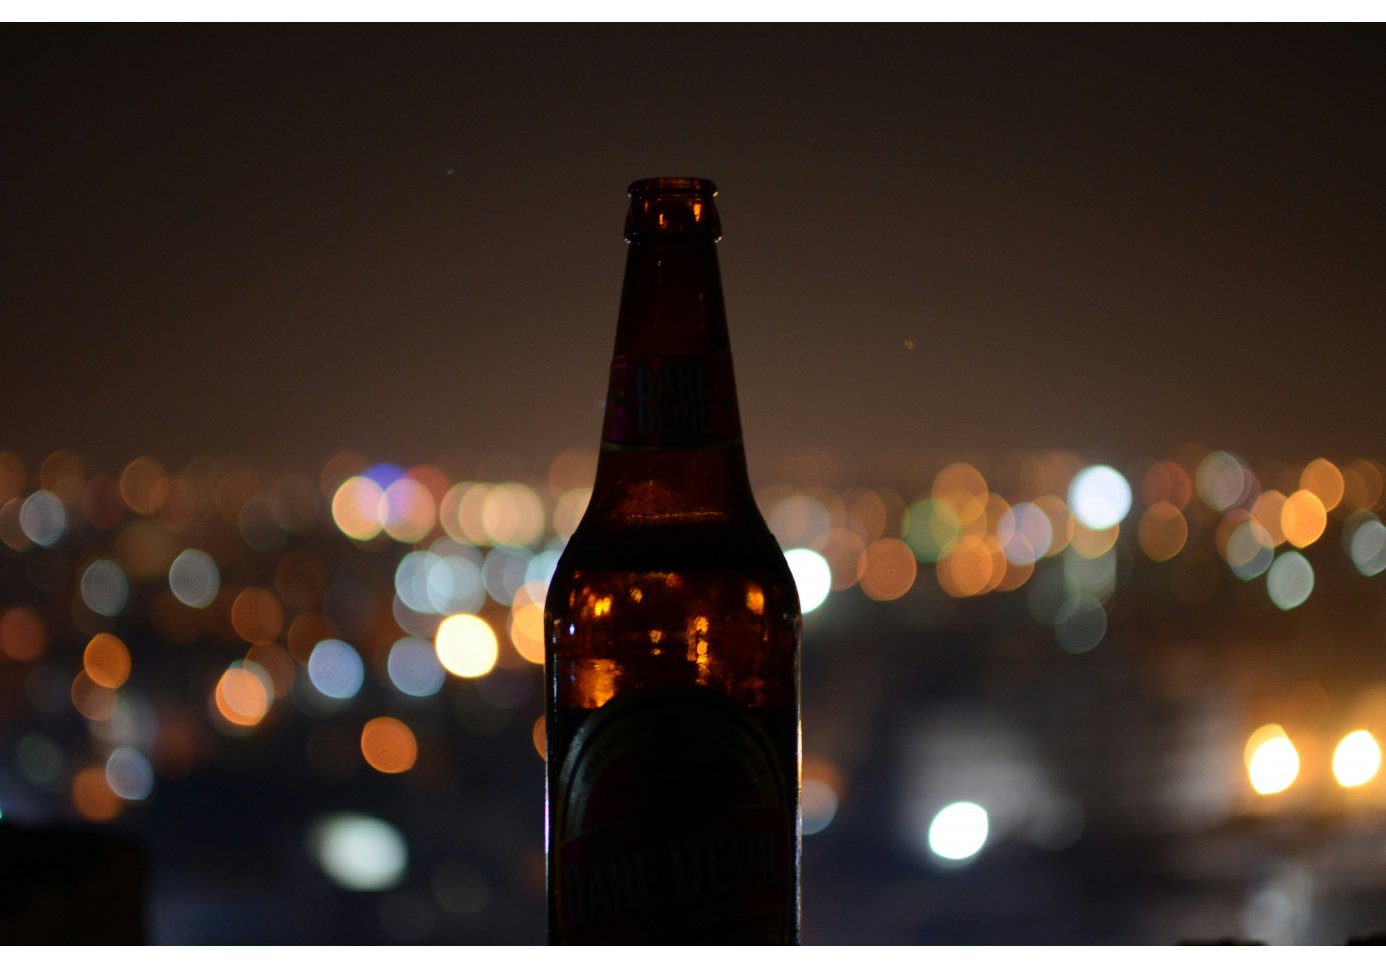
[601,351,743,448]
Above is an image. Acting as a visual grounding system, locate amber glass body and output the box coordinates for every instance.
[544,179,801,944]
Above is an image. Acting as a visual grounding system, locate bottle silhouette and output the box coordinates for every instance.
[545,177,801,944]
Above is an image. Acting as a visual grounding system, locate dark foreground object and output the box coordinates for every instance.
[0,823,146,943]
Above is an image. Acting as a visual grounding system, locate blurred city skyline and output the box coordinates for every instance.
[5,25,1386,943]
[5,26,1383,473]
[5,429,1386,941]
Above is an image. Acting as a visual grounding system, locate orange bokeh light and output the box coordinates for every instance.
[1300,458,1344,512]
[120,456,171,515]
[287,612,338,666]
[40,449,85,505]
[532,716,547,760]
[361,716,419,774]
[231,587,284,645]
[936,534,1004,597]
[1141,459,1194,510]
[1138,502,1188,562]
[1341,459,1385,512]
[331,476,385,541]
[508,601,546,665]
[858,538,917,602]
[846,489,889,543]
[1033,495,1075,556]
[215,665,271,727]
[932,462,989,506]
[71,765,123,822]
[0,451,24,504]
[245,643,296,698]
[994,557,1034,592]
[71,671,118,721]
[1282,490,1327,548]
[83,632,131,689]
[819,528,868,591]
[0,606,46,662]
[1250,491,1289,546]
[1070,523,1119,559]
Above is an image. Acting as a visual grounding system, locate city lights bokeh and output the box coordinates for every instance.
[785,548,832,613]
[1332,730,1381,789]
[311,814,409,892]
[435,614,499,678]
[1246,725,1300,796]
[928,801,990,862]
[2,443,1385,942]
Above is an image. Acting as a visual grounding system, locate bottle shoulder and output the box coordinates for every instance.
[555,511,792,578]
[544,513,801,709]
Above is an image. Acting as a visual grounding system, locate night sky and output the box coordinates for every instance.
[5,26,1383,478]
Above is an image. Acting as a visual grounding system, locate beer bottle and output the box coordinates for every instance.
[544,177,801,944]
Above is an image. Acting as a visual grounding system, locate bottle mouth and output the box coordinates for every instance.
[627,177,718,199]
[625,177,721,240]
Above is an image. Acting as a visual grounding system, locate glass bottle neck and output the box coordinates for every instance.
[588,237,757,526]
[612,238,731,357]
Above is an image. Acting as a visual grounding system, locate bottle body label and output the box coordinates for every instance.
[602,352,743,447]
[551,686,797,943]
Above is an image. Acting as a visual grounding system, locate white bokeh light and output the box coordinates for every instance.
[785,548,832,614]
[1266,552,1314,610]
[1068,466,1132,530]
[802,777,839,836]
[387,636,447,698]
[1248,732,1299,795]
[80,559,129,617]
[310,813,408,891]
[19,491,66,547]
[105,747,155,802]
[1333,730,1381,788]
[308,639,365,700]
[168,549,220,609]
[1348,517,1386,577]
[435,614,498,678]
[927,801,989,862]
[998,502,1054,565]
